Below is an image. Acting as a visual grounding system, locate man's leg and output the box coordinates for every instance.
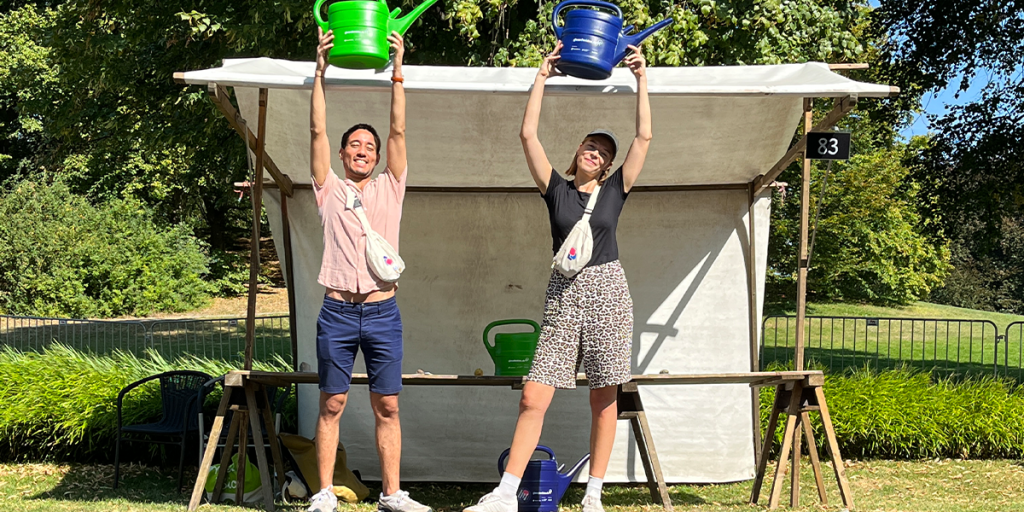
[363,298,431,512]
[310,297,359,512]
[316,391,349,489]
[370,392,401,495]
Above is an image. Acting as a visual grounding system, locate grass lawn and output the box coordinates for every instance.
[4,459,1024,512]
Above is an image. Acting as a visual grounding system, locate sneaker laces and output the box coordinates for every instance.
[383,489,412,506]
[477,492,503,504]
[310,489,335,506]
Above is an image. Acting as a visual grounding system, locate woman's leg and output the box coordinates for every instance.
[588,384,619,479]
[503,381,557,477]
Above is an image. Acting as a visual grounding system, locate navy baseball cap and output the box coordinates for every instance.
[585,129,619,159]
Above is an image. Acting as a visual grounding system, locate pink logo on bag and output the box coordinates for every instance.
[384,256,393,266]
[568,248,577,261]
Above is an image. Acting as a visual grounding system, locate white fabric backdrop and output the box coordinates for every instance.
[265,188,771,483]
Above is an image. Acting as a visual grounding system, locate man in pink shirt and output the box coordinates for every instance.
[307,27,428,512]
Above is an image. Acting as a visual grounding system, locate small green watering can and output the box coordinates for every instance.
[483,319,541,376]
[313,0,439,69]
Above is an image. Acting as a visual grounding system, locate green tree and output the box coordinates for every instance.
[875,0,1024,312]
[769,141,949,305]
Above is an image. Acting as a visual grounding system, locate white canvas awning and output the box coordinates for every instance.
[180,59,894,187]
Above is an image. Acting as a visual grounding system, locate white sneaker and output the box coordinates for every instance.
[308,488,338,512]
[582,494,604,512]
[463,491,517,512]
[379,490,433,512]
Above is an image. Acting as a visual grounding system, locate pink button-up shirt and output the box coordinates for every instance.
[313,167,407,294]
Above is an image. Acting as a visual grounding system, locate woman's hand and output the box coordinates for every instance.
[537,41,564,80]
[388,31,405,76]
[624,44,646,80]
[316,27,334,74]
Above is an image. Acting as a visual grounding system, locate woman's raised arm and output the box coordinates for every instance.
[620,45,652,193]
[520,42,564,194]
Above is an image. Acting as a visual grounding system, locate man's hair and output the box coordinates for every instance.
[340,123,381,158]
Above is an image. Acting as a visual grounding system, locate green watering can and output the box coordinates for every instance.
[314,0,439,69]
[483,319,541,377]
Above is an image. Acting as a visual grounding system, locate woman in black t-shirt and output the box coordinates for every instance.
[464,42,653,512]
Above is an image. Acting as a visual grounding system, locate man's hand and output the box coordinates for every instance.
[316,27,334,74]
[537,41,564,80]
[624,44,646,80]
[388,31,405,76]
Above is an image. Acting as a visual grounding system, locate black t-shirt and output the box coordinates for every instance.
[542,167,629,268]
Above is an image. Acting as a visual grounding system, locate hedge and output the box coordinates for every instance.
[3,345,1024,462]
[0,344,289,461]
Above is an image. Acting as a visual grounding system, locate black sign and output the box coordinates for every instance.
[807,131,851,160]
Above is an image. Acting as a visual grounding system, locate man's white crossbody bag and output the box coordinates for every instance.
[345,183,405,283]
[552,184,601,278]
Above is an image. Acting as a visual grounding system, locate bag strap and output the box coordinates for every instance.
[580,184,602,223]
[344,181,376,236]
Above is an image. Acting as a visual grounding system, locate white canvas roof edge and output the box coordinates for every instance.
[180,58,894,97]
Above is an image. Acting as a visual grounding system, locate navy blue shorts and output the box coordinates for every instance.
[316,296,403,395]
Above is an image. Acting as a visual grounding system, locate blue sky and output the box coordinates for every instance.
[862,0,987,139]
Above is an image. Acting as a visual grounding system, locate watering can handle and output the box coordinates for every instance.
[552,0,623,39]
[313,0,330,32]
[482,319,541,357]
[498,445,557,475]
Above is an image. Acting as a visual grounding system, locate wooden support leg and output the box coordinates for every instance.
[814,386,854,509]
[245,383,277,510]
[235,411,249,506]
[802,412,828,504]
[189,386,232,511]
[212,409,242,504]
[768,382,803,510]
[260,385,287,488]
[619,384,673,511]
[790,413,802,507]
[750,385,783,504]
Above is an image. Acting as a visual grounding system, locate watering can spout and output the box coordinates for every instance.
[389,0,440,36]
[616,17,673,61]
[556,453,591,501]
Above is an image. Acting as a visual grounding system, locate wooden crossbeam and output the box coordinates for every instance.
[752,95,858,195]
[207,84,293,197]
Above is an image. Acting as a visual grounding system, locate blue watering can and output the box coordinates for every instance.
[552,0,673,80]
[498,445,590,512]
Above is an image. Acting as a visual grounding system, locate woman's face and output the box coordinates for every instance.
[575,136,614,177]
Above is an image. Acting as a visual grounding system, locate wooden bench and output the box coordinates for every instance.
[187,371,850,511]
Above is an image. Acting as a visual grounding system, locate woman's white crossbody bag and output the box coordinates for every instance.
[345,182,405,283]
[552,184,601,278]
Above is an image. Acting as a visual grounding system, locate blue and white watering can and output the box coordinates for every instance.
[552,0,673,80]
[498,445,590,512]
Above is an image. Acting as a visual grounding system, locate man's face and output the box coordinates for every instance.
[340,129,378,177]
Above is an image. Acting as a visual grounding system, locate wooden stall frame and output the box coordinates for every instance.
[176,64,899,508]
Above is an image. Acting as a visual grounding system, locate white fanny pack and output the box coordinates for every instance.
[345,182,405,283]
[552,184,601,278]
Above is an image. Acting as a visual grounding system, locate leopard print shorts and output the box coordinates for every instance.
[527,260,633,390]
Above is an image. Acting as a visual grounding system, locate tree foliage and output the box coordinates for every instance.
[769,141,949,305]
[0,0,945,311]
[875,0,1024,312]
[0,180,214,317]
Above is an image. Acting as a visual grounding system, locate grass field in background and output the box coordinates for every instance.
[4,460,1024,512]
[760,302,1024,378]
[766,301,1024,331]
